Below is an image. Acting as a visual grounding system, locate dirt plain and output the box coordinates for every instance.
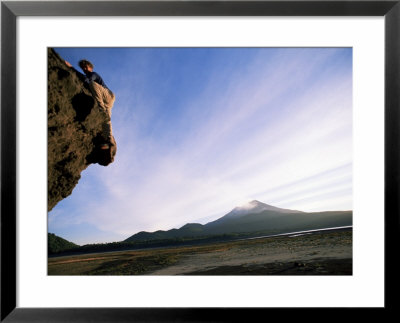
[48,229,352,275]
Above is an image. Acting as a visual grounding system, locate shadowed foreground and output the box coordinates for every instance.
[48,230,352,275]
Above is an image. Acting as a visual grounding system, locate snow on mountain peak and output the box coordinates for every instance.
[228,200,272,217]
[235,200,260,210]
[227,200,300,218]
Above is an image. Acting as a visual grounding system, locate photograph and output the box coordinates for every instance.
[2,0,398,319]
[47,47,353,276]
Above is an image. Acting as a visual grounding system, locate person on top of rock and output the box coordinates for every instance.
[65,59,115,150]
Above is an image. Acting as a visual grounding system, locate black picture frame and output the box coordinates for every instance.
[1,0,399,321]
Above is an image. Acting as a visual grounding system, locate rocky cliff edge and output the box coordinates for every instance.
[48,48,116,211]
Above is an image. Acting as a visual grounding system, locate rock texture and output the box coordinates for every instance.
[48,48,116,211]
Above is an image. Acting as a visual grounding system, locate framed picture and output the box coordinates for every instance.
[1,0,399,321]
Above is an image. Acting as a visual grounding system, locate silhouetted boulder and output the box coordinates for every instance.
[48,48,116,211]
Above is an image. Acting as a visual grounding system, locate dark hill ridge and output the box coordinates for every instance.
[125,200,352,242]
[48,233,79,254]
[48,48,117,211]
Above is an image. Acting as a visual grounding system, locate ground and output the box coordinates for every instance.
[48,230,352,275]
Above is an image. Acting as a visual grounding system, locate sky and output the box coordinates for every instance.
[49,47,353,245]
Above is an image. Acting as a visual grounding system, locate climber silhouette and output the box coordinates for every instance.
[65,59,115,150]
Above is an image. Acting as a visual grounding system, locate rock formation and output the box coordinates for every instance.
[48,48,116,211]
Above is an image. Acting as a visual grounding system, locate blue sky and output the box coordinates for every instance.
[49,47,352,245]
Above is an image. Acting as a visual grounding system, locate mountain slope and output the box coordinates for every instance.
[124,201,352,243]
[226,200,301,216]
[48,233,79,254]
[209,200,301,224]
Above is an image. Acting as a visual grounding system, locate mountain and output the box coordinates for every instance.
[48,233,79,254]
[48,48,117,211]
[124,200,352,243]
[212,200,301,222]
